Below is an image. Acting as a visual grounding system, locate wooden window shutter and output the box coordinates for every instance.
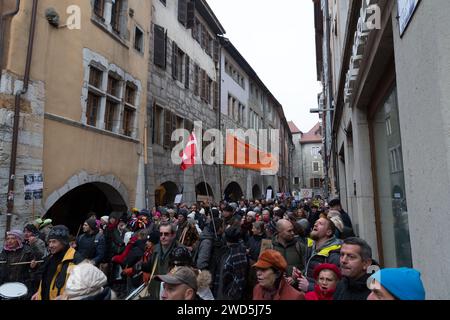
[213,81,219,110]
[171,112,177,148]
[164,109,172,148]
[172,42,178,80]
[154,25,167,69]
[178,0,188,26]
[201,69,206,101]
[191,19,197,40]
[213,39,219,63]
[152,102,157,144]
[185,55,190,89]
[310,178,314,188]
[201,25,207,49]
[194,64,199,96]
[186,1,195,29]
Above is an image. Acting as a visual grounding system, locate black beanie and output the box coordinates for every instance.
[24,223,39,236]
[147,230,160,245]
[225,226,241,244]
[48,225,70,245]
[85,218,98,231]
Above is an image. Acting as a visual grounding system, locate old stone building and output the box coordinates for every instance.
[219,39,294,202]
[145,0,224,206]
[0,0,151,234]
[314,0,450,298]
[290,121,324,197]
[146,0,293,205]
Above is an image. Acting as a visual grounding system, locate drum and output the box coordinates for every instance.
[0,282,28,300]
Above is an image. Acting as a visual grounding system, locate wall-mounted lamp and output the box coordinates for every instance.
[45,8,60,27]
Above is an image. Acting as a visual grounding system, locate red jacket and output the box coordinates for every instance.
[253,278,305,300]
[305,284,335,300]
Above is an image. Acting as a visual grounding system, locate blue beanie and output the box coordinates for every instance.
[370,268,425,300]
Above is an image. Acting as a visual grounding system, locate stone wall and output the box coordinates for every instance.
[0,71,45,235]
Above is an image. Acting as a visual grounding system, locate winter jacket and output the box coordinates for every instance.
[141,240,182,299]
[272,236,306,276]
[305,284,336,300]
[339,209,355,237]
[104,224,124,261]
[194,226,215,270]
[333,273,371,300]
[253,277,305,300]
[214,242,248,300]
[26,238,47,260]
[76,232,105,265]
[0,244,35,297]
[246,234,265,263]
[305,237,342,291]
[35,247,83,300]
[122,239,147,288]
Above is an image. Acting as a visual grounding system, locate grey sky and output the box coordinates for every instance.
[206,0,322,133]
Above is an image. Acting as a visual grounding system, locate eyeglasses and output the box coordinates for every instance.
[160,232,172,237]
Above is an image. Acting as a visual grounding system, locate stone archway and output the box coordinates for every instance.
[196,182,214,201]
[224,181,243,202]
[252,184,262,200]
[155,181,179,206]
[44,172,129,234]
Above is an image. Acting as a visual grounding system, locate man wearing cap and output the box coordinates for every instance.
[252,249,305,300]
[0,230,36,298]
[32,225,84,300]
[367,268,426,300]
[155,266,199,300]
[74,218,105,266]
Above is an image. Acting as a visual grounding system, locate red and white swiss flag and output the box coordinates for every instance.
[180,132,198,171]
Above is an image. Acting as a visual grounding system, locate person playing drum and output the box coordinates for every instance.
[0,230,35,299]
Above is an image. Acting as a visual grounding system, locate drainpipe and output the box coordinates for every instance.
[5,0,38,234]
[322,0,334,201]
[0,0,21,76]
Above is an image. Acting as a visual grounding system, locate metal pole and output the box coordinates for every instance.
[6,0,38,235]
[322,0,333,201]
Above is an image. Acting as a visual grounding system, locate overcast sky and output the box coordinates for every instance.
[206,0,322,133]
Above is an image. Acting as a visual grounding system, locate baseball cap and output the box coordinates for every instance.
[154,267,198,291]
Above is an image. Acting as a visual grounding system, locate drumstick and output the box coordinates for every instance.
[9,260,44,266]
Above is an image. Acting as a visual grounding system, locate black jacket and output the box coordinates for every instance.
[246,234,265,263]
[76,232,105,265]
[333,273,371,300]
[123,239,146,268]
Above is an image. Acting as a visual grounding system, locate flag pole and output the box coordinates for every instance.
[194,131,218,238]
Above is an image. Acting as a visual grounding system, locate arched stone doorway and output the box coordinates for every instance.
[155,181,179,206]
[45,182,127,235]
[224,182,243,202]
[252,184,262,200]
[196,182,214,202]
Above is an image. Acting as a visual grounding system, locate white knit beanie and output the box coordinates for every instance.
[65,262,107,300]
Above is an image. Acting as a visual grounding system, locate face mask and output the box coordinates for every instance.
[263,216,270,223]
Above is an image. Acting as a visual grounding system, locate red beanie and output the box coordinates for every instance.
[313,263,342,280]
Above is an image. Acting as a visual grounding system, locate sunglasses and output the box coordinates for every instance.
[160,232,172,237]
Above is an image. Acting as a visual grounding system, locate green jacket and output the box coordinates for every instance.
[271,236,306,276]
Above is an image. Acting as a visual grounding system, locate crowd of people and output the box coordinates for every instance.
[0,196,426,301]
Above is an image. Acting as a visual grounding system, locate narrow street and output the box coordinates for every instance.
[0,0,446,304]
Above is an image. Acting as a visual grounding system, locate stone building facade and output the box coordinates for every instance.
[0,0,151,234]
[314,0,450,298]
[290,121,324,197]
